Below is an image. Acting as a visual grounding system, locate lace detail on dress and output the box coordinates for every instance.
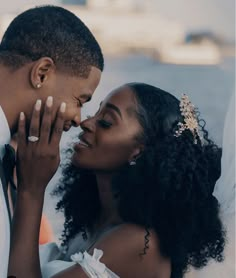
[71,248,120,278]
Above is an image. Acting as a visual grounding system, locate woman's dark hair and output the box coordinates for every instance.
[0,6,104,77]
[54,83,225,278]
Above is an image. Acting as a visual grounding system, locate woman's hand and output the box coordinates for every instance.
[16,96,66,195]
[8,97,66,278]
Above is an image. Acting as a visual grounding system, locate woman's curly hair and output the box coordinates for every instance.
[54,83,225,278]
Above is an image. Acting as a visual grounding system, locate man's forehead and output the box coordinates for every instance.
[78,67,101,101]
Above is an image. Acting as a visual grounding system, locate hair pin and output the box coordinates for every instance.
[174,94,203,144]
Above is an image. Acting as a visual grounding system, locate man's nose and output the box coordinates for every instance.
[71,115,81,127]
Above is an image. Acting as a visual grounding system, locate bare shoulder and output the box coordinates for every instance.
[52,223,171,278]
[95,223,159,254]
[91,223,171,278]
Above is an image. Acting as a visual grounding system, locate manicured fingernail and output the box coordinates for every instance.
[46,96,53,107]
[35,99,42,111]
[60,102,66,113]
[20,112,25,120]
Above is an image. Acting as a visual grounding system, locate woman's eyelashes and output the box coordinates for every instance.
[75,97,83,107]
[85,114,112,129]
[97,119,112,128]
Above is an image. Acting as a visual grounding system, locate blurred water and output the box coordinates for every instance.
[44,54,235,242]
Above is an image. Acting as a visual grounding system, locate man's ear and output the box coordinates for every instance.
[30,57,55,89]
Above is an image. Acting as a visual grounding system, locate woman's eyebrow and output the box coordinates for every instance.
[105,103,122,119]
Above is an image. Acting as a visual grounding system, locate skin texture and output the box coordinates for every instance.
[0,59,101,134]
[8,87,171,278]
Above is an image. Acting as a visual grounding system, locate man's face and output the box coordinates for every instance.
[37,66,101,131]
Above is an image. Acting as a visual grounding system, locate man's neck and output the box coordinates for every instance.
[0,64,31,134]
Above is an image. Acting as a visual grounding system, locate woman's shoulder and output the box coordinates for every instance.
[91,223,171,278]
[99,223,159,251]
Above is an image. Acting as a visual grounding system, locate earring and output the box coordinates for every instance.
[86,115,92,119]
[129,160,136,166]
[35,83,42,89]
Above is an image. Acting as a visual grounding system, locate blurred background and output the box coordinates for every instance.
[1,0,235,242]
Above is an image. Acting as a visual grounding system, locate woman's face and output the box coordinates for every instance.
[72,85,143,171]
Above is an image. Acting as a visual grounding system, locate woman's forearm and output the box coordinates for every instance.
[8,189,44,278]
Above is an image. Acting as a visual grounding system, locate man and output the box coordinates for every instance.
[0,5,103,277]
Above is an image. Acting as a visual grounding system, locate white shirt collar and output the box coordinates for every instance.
[0,106,11,160]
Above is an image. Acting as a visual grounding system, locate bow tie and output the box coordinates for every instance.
[3,144,17,212]
[3,144,16,182]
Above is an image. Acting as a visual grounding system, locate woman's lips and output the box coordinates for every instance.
[78,133,92,147]
[74,140,90,152]
[78,140,90,148]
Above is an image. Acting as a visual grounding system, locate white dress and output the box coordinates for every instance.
[40,227,120,278]
[185,93,235,278]
[40,242,119,278]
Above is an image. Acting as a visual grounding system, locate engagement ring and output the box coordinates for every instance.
[28,136,39,142]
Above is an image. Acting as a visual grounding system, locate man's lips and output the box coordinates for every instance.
[63,124,72,131]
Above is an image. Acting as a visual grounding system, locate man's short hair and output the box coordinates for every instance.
[0,5,104,77]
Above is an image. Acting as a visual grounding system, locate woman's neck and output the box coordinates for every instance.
[95,173,122,229]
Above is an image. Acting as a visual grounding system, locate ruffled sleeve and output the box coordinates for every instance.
[71,248,120,278]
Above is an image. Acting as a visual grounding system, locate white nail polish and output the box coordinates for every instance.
[46,96,53,107]
[60,102,66,113]
[35,99,42,111]
[20,112,25,120]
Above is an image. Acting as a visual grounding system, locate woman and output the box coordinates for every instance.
[8,83,225,278]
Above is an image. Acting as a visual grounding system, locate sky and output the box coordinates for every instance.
[0,0,234,41]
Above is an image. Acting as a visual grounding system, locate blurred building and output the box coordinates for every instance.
[61,0,86,5]
[63,3,185,56]
[0,1,231,64]
[87,0,156,11]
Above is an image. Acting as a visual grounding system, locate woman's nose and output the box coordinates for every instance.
[71,115,81,127]
[80,116,94,132]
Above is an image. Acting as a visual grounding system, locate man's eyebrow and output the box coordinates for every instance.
[80,94,92,103]
[105,103,122,119]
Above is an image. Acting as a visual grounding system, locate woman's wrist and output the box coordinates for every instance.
[17,185,46,201]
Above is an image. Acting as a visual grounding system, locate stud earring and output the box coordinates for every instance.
[129,160,136,166]
[86,115,92,119]
[35,83,42,89]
